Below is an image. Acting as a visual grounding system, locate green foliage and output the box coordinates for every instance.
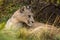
[0,32,19,40]
[0,0,24,23]
[0,22,60,40]
[0,22,5,30]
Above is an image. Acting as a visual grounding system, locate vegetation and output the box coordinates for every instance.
[0,24,60,40]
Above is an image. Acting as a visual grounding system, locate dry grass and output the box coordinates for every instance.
[0,22,60,40]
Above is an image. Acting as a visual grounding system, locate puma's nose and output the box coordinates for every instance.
[31,21,34,23]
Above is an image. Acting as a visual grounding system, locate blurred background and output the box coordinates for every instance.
[0,0,60,27]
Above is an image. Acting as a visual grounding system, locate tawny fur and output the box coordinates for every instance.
[4,6,34,32]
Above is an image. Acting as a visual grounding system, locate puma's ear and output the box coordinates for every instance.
[20,7,24,13]
[26,5,31,9]
[26,5,31,11]
[20,6,26,13]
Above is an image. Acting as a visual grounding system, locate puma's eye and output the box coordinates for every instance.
[22,8,24,11]
[29,6,31,9]
[28,15,31,18]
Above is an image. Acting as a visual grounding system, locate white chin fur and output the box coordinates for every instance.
[27,23,33,27]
